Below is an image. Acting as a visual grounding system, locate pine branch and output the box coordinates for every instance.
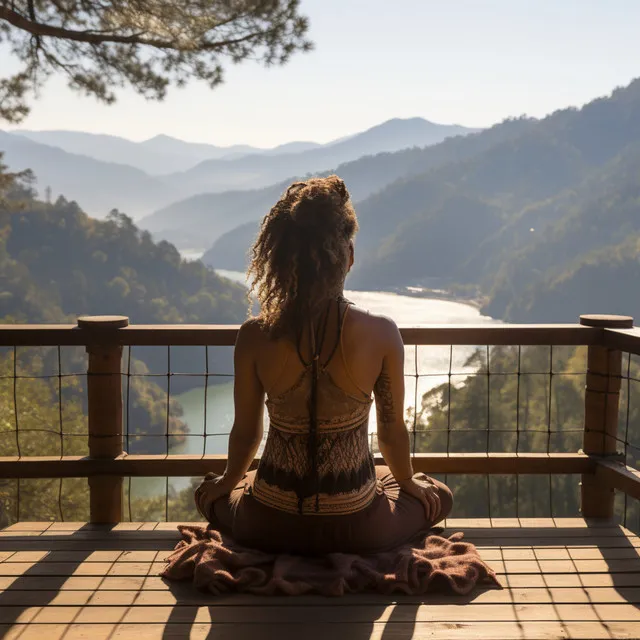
[0,4,279,50]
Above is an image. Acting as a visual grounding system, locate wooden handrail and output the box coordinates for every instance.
[0,323,605,346]
[595,458,640,501]
[0,452,596,477]
[602,327,640,356]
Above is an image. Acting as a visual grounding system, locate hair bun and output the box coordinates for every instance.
[325,175,349,203]
[287,175,350,228]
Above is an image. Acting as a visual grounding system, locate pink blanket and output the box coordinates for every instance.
[161,526,499,596]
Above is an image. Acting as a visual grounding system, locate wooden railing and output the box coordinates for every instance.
[2,313,640,523]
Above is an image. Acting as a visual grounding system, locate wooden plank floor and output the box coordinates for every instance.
[1,518,640,639]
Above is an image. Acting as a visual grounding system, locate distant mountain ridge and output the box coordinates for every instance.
[12,117,474,180]
[142,118,483,249]
[164,118,479,195]
[196,117,532,266]
[1,117,478,220]
[13,130,324,175]
[0,130,176,218]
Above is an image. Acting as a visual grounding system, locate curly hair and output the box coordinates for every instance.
[248,175,358,338]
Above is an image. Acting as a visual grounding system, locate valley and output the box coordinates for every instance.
[3,76,640,520]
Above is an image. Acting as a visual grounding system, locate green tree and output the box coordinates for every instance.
[0,153,34,206]
[413,345,587,518]
[0,0,312,123]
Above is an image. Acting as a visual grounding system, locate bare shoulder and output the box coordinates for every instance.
[236,317,268,349]
[346,305,401,344]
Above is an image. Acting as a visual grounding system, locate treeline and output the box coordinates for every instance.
[0,157,247,525]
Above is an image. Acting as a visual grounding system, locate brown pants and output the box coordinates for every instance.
[209,466,453,555]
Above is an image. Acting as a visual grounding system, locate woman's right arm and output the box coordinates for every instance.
[374,319,441,521]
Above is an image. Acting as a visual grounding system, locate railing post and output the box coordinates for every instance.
[78,315,129,524]
[579,314,633,518]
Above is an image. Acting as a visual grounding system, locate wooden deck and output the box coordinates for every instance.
[1,519,640,639]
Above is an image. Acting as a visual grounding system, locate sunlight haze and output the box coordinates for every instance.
[3,0,640,146]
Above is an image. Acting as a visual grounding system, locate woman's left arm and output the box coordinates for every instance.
[195,321,265,518]
[219,321,265,489]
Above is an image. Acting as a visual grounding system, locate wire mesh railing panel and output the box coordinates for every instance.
[0,346,90,526]
[614,352,640,534]
[118,345,239,521]
[400,343,586,522]
[408,344,587,455]
[125,476,201,523]
[0,337,617,524]
[122,345,238,458]
[618,353,640,469]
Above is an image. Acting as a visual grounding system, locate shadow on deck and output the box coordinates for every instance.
[0,518,639,639]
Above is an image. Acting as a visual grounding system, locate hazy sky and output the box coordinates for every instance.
[3,0,640,147]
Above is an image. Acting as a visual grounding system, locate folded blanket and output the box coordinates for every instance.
[161,526,500,596]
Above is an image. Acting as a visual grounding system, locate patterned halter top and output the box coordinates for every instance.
[252,300,376,516]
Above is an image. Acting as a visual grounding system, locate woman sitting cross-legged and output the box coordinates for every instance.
[194,175,453,556]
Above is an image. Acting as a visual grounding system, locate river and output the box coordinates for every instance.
[136,269,498,497]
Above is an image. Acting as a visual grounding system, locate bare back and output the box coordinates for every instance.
[246,299,399,516]
[254,302,392,401]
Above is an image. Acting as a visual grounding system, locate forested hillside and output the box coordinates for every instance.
[0,156,248,525]
[197,79,640,326]
[0,153,246,383]
[340,79,640,325]
[481,141,640,321]
[2,206,245,324]
[0,170,245,327]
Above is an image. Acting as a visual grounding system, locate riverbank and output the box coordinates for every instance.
[386,284,485,310]
[176,246,488,313]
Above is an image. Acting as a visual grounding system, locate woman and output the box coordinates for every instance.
[195,175,453,555]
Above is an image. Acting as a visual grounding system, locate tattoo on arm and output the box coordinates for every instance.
[374,370,395,426]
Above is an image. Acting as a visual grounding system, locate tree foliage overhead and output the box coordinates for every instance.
[0,0,312,123]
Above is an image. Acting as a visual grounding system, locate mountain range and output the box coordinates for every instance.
[198,116,535,267]
[0,118,478,220]
[144,119,520,251]
[160,118,478,197]
[199,79,640,324]
[5,78,640,327]
[0,130,174,216]
[14,130,324,175]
